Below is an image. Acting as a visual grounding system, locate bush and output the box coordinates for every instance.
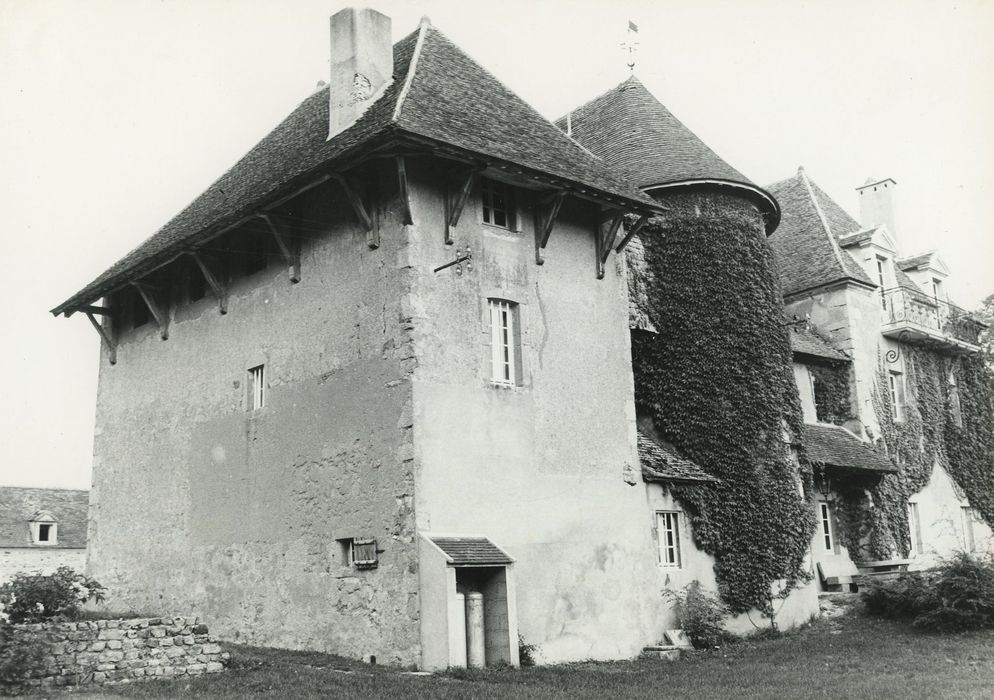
[862,551,994,631]
[665,581,729,649]
[0,626,51,694]
[518,634,537,667]
[0,567,105,624]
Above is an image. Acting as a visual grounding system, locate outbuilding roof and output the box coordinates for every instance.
[801,424,897,474]
[638,430,718,485]
[556,76,779,232]
[790,326,849,362]
[0,487,89,548]
[767,168,876,297]
[52,21,659,316]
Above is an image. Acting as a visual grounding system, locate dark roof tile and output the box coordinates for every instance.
[0,487,89,548]
[802,424,897,473]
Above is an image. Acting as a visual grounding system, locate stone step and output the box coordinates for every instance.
[640,645,682,661]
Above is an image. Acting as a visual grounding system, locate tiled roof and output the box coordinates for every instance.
[897,252,936,271]
[52,22,659,315]
[556,76,779,231]
[0,487,89,548]
[430,537,513,566]
[767,169,875,297]
[790,326,849,362]
[801,424,897,474]
[638,430,718,484]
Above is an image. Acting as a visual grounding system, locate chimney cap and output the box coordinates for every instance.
[856,176,896,190]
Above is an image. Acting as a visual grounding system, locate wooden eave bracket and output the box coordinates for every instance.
[595,209,624,279]
[396,156,413,226]
[256,213,301,283]
[131,281,169,340]
[615,214,649,254]
[332,175,377,249]
[445,165,485,245]
[188,251,228,314]
[534,190,567,265]
[85,310,116,365]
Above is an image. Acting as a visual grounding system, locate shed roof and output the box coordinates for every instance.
[638,430,718,484]
[0,487,89,548]
[556,76,779,232]
[790,326,849,362]
[767,168,875,297]
[52,21,659,316]
[801,424,897,474]
[429,537,514,566]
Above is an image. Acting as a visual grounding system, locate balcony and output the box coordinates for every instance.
[880,287,985,354]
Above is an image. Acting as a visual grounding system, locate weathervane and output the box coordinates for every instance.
[621,20,639,72]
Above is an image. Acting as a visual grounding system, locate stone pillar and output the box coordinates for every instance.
[465,592,486,668]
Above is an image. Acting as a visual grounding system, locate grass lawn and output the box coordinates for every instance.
[46,612,993,699]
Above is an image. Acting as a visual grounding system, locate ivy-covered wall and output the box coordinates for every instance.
[629,191,815,618]
[856,347,994,559]
[808,362,854,425]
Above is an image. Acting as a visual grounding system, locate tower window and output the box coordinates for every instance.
[481,179,515,230]
[489,299,522,385]
[248,365,266,411]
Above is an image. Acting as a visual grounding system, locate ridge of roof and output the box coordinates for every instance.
[767,170,875,297]
[554,76,780,232]
[391,17,430,122]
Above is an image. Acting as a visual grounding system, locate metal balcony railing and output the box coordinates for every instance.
[880,287,985,350]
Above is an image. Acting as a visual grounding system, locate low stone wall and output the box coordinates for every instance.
[13,616,229,688]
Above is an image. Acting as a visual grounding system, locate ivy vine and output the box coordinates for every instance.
[807,362,853,425]
[629,192,815,620]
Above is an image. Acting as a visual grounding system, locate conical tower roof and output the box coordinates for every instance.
[558,76,778,232]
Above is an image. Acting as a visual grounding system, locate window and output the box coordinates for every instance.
[656,511,682,568]
[962,507,977,553]
[908,502,923,556]
[812,375,828,423]
[876,256,888,308]
[489,299,522,385]
[247,364,266,410]
[819,502,834,552]
[481,179,514,230]
[338,537,378,569]
[29,513,57,545]
[932,278,943,300]
[949,369,963,428]
[889,371,906,423]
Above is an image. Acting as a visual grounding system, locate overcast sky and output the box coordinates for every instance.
[2,0,992,490]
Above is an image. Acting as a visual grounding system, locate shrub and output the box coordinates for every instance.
[0,567,105,624]
[518,634,537,667]
[0,626,51,694]
[665,581,729,649]
[862,551,994,631]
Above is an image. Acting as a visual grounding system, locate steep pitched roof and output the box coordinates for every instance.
[555,76,779,232]
[638,430,718,485]
[0,487,89,548]
[790,326,849,362]
[53,22,658,315]
[767,169,875,297]
[801,424,897,474]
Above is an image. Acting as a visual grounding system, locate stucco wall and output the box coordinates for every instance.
[405,163,664,663]
[0,548,86,582]
[89,163,421,664]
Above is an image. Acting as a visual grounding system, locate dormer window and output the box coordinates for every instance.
[876,256,889,308]
[29,510,58,545]
[931,278,943,300]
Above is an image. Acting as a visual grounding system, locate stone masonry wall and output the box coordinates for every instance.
[12,616,228,688]
[0,548,86,583]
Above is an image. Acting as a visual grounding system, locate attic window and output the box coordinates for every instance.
[29,514,58,546]
[481,179,515,230]
[338,537,378,569]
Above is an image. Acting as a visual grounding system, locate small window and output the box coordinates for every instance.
[819,502,834,552]
[481,179,515,230]
[338,537,378,569]
[812,375,828,423]
[489,299,522,385]
[38,523,52,542]
[656,511,682,568]
[932,278,943,300]
[889,371,906,423]
[908,502,923,556]
[247,365,266,411]
[876,256,888,308]
[30,519,57,545]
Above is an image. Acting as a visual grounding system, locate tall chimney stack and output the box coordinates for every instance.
[855,177,898,238]
[328,8,393,139]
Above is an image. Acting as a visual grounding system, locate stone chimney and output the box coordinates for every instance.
[855,177,898,236]
[328,8,393,140]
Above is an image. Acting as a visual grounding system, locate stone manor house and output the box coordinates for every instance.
[51,9,992,668]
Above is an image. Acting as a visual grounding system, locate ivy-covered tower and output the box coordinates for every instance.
[559,77,820,626]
